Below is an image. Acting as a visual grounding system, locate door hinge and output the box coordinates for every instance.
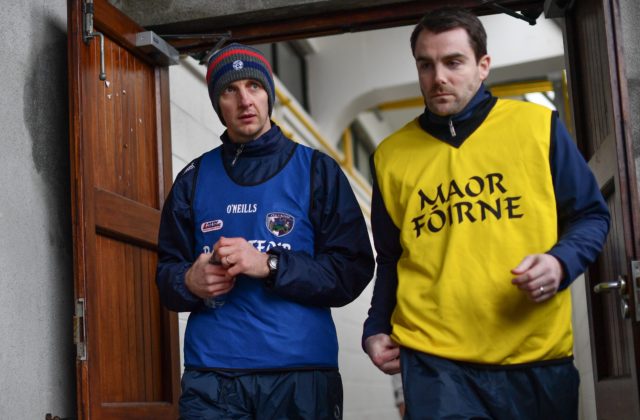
[632,260,640,322]
[74,298,87,361]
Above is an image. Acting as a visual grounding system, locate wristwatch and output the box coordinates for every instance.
[266,253,279,277]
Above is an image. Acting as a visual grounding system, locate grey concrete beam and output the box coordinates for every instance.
[107,0,545,53]
[109,0,545,36]
[109,0,408,28]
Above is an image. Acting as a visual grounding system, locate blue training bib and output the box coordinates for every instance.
[184,144,338,370]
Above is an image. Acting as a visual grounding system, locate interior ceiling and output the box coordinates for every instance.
[111,0,545,54]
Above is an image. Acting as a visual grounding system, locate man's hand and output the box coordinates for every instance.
[214,236,270,279]
[185,252,236,299]
[364,333,401,375]
[511,254,564,303]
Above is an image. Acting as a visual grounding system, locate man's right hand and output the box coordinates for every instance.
[364,333,401,375]
[185,252,236,300]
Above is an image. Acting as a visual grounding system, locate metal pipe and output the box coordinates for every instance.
[95,32,106,80]
[82,0,106,80]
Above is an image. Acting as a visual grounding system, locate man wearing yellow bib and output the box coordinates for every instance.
[362,7,610,419]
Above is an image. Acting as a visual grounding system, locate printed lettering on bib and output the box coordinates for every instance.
[410,172,524,237]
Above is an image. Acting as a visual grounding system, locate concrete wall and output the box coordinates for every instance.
[111,0,416,29]
[0,1,76,418]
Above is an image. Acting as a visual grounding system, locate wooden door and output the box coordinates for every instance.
[565,0,640,418]
[68,0,180,418]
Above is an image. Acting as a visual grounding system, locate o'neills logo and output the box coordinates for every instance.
[227,203,258,214]
[201,219,223,233]
[266,212,295,237]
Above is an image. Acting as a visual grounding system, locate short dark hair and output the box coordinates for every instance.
[410,7,487,62]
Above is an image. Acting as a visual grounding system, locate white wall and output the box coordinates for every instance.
[308,25,417,143]
[169,57,226,178]
[0,1,76,418]
[307,14,565,143]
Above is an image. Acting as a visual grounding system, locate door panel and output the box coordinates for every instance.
[95,237,164,401]
[565,0,640,417]
[68,0,179,418]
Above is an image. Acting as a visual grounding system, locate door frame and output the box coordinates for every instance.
[563,0,640,416]
[67,0,180,417]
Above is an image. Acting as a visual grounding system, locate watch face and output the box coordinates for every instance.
[268,255,278,271]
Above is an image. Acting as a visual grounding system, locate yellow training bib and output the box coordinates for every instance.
[374,99,572,364]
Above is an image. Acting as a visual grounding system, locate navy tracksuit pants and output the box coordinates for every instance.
[400,348,579,420]
[179,369,343,420]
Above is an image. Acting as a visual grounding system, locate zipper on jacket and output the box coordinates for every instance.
[448,118,457,137]
[231,144,245,167]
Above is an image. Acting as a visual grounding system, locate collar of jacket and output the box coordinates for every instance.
[220,122,287,159]
[418,84,497,148]
[218,122,298,185]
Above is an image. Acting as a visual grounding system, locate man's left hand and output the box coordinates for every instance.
[511,254,564,303]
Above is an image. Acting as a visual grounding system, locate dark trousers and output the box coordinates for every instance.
[400,348,579,420]
[179,369,343,420]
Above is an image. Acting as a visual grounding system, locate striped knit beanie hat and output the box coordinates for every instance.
[206,43,275,125]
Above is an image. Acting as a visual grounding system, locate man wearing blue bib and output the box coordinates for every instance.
[362,8,610,419]
[157,43,374,419]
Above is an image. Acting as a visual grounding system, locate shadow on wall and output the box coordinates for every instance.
[22,7,76,416]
